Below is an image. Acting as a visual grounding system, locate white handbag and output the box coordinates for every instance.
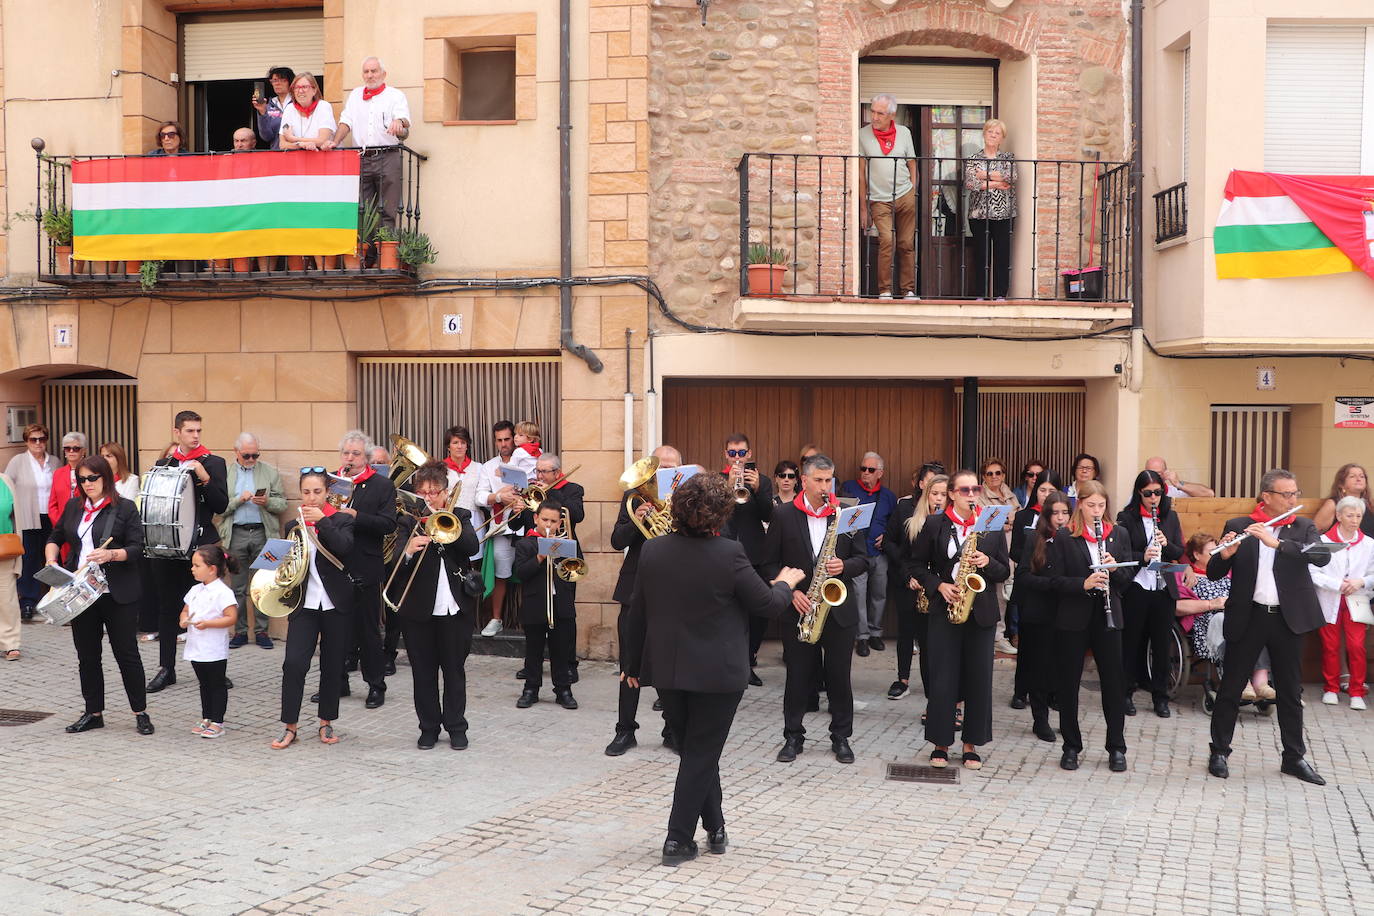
[1347,593,1374,626]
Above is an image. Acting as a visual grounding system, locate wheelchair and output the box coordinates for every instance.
[1145,619,1274,716]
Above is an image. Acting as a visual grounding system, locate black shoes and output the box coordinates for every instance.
[1154,699,1171,718]
[417,731,438,750]
[652,697,664,711]
[554,688,579,710]
[662,732,679,754]
[450,732,468,750]
[65,712,104,733]
[384,656,398,677]
[570,666,580,684]
[776,736,803,763]
[146,667,175,692]
[1208,753,1230,779]
[224,678,234,690]
[1108,750,1127,772]
[1033,721,1056,742]
[855,640,870,658]
[1060,750,1079,771]
[748,670,763,687]
[1123,695,1137,716]
[516,688,539,708]
[1281,758,1326,786]
[365,687,386,709]
[1009,695,1027,710]
[516,667,527,680]
[869,636,885,651]
[887,680,909,700]
[707,828,728,855]
[135,712,154,735]
[661,840,699,867]
[605,731,637,756]
[831,737,855,764]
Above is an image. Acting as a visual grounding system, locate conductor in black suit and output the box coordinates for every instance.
[623,473,803,866]
[47,455,154,736]
[336,430,398,709]
[1206,469,1331,785]
[718,433,774,682]
[760,453,867,765]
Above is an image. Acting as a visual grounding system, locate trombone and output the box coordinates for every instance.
[520,464,582,514]
[540,508,586,628]
[382,481,466,612]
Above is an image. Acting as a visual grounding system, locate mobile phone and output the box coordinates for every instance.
[744,462,757,471]
[252,81,265,102]
[255,488,266,497]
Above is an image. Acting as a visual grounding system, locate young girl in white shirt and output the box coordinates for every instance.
[179,546,240,738]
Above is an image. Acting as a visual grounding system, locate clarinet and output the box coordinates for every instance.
[1095,518,1119,630]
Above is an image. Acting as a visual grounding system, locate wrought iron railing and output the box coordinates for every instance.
[1153,181,1188,244]
[32,141,427,284]
[736,152,1133,302]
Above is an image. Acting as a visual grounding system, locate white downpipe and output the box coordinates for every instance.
[623,392,634,468]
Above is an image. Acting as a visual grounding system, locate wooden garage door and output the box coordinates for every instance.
[663,379,955,495]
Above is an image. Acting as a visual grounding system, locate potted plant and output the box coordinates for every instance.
[138,259,163,291]
[376,227,400,270]
[398,230,437,270]
[344,199,381,270]
[42,207,74,275]
[286,253,307,271]
[125,259,142,276]
[746,243,789,295]
[231,255,253,272]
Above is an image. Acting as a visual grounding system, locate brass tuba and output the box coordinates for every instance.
[249,510,312,617]
[948,531,986,624]
[618,456,673,540]
[381,435,436,563]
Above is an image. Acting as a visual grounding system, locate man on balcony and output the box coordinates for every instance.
[858,94,918,301]
[325,56,411,233]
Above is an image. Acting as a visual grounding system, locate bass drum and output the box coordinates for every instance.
[140,465,198,558]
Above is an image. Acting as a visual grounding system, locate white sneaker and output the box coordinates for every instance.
[481,619,503,638]
[903,291,920,300]
[878,292,893,300]
[994,637,1018,656]
[1322,691,1339,705]
[1352,696,1367,711]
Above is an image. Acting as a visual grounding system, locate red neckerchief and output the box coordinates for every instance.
[1029,503,1042,513]
[518,442,542,459]
[445,456,471,476]
[856,479,880,494]
[1327,526,1366,546]
[945,506,978,536]
[526,527,558,539]
[304,503,336,528]
[362,83,386,102]
[720,464,737,474]
[341,464,375,483]
[1190,562,1208,576]
[552,479,568,490]
[172,445,211,462]
[1081,521,1114,543]
[872,121,896,155]
[1139,504,1159,518]
[294,98,320,118]
[794,493,836,519]
[1251,504,1295,526]
[82,498,110,522]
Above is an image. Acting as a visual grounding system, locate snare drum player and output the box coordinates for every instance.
[146,411,229,693]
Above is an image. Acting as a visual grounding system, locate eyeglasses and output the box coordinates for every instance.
[416,490,446,498]
[76,474,102,483]
[984,469,1004,477]
[1265,488,1302,498]
[63,445,83,452]
[1076,464,1095,472]
[777,472,797,479]
[27,435,47,443]
[300,465,327,475]
[159,131,179,138]
[726,448,748,458]
[1140,488,1164,498]
[240,453,260,460]
[859,466,881,473]
[954,485,983,495]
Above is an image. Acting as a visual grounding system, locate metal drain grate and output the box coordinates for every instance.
[0,709,54,727]
[885,762,960,784]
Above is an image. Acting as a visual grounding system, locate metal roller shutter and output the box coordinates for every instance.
[1264,24,1369,174]
[183,17,325,83]
[858,61,995,108]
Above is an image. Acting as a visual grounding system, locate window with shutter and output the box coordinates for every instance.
[1264,24,1371,174]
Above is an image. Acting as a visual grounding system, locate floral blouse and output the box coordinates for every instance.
[964,150,1017,220]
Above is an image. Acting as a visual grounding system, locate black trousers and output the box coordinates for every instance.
[970,217,1013,298]
[893,592,919,682]
[1122,583,1175,702]
[925,612,995,747]
[1056,616,1127,754]
[150,556,195,669]
[747,564,769,662]
[402,612,473,736]
[617,604,667,736]
[281,607,351,723]
[658,688,743,844]
[70,596,146,715]
[191,659,228,722]
[1015,619,1055,728]
[524,617,574,691]
[19,520,51,607]
[384,606,402,660]
[1211,606,1307,765]
[351,583,387,690]
[782,614,856,740]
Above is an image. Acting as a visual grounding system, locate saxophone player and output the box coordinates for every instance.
[909,469,1009,770]
[760,454,867,765]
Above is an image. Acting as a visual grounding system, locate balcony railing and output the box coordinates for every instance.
[33,144,427,286]
[737,153,1133,303]
[1153,181,1188,244]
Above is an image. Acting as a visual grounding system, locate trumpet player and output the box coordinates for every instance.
[513,496,582,710]
[514,455,585,539]
[394,463,479,750]
[909,469,1009,771]
[718,434,773,683]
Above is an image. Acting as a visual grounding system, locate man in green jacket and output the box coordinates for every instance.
[218,432,287,648]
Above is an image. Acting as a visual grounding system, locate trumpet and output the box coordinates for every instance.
[383,481,466,613]
[731,461,750,504]
[521,464,582,515]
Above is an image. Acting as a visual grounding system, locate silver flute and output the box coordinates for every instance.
[1207,506,1302,555]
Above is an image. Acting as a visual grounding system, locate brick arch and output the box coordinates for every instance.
[859,29,1029,62]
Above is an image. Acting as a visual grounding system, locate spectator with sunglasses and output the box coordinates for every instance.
[840,453,897,657]
[1012,459,1047,508]
[5,424,59,621]
[149,121,187,155]
[772,460,800,509]
[216,433,287,649]
[47,432,88,535]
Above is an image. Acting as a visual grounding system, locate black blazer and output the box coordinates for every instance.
[1114,507,1185,599]
[1206,515,1329,637]
[610,497,647,606]
[48,496,144,605]
[759,501,866,629]
[154,453,229,546]
[513,532,582,626]
[1010,505,1041,567]
[624,534,792,691]
[1048,526,1134,632]
[284,514,356,611]
[908,514,1010,628]
[343,471,398,585]
[1011,533,1058,626]
[883,495,917,605]
[514,480,585,539]
[391,508,479,622]
[721,472,774,565]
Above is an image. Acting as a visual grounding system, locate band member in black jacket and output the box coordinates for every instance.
[513,496,582,710]
[1008,469,1062,708]
[760,454,866,765]
[389,462,479,750]
[272,469,355,749]
[1049,480,1134,773]
[147,410,228,693]
[624,473,803,866]
[910,469,1009,770]
[336,430,398,709]
[1206,469,1330,785]
[513,453,585,537]
[718,433,774,675]
[887,470,948,701]
[1011,491,1070,743]
[46,456,154,736]
[1117,469,1186,718]
[606,445,681,757]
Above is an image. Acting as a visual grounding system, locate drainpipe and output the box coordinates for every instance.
[1128,0,1145,393]
[560,0,603,372]
[623,328,634,467]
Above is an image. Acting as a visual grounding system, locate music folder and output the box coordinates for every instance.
[537,537,578,559]
[499,465,529,489]
[836,502,875,534]
[251,538,298,571]
[972,504,1013,534]
[1146,561,1189,573]
[1304,542,1348,557]
[656,464,701,500]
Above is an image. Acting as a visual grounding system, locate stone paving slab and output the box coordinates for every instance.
[1,622,1370,914]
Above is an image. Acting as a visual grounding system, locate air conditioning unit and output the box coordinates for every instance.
[7,405,37,443]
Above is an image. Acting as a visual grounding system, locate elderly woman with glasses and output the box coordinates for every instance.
[5,424,59,622]
[148,121,187,155]
[47,432,88,534]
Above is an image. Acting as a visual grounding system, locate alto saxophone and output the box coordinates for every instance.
[798,510,847,644]
[948,530,986,624]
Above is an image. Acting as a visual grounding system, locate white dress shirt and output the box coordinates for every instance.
[430,557,461,617]
[281,100,337,144]
[806,511,828,559]
[1133,515,1163,591]
[338,85,411,148]
[303,530,335,611]
[1253,540,1280,606]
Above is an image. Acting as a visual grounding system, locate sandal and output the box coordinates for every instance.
[4,649,19,661]
[962,751,983,771]
[318,722,338,745]
[271,726,298,749]
[929,749,949,768]
[191,718,210,736]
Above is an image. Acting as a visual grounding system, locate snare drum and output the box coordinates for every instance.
[37,562,110,626]
[141,465,198,558]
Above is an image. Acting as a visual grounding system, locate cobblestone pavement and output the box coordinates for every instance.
[2,621,1371,915]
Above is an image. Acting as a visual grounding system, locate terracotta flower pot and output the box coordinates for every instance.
[286,255,306,271]
[319,255,338,270]
[125,260,141,275]
[746,263,787,296]
[231,257,253,273]
[210,259,230,273]
[72,257,89,275]
[258,256,275,272]
[342,248,361,270]
[378,240,400,271]
[54,245,73,275]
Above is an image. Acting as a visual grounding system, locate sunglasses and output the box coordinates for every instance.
[1140,488,1164,498]
[1024,471,1038,479]
[300,465,327,475]
[159,131,179,138]
[859,466,881,473]
[726,448,748,458]
[985,469,1004,477]
[28,435,47,443]
[240,453,261,460]
[955,485,983,495]
[777,472,797,479]
[63,445,83,452]
[76,474,102,483]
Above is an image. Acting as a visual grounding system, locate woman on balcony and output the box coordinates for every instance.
[280,73,336,152]
[148,121,187,156]
[964,118,1017,300]
[251,66,295,150]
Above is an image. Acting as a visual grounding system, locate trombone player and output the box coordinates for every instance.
[393,463,479,750]
[514,454,585,538]
[513,496,582,710]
